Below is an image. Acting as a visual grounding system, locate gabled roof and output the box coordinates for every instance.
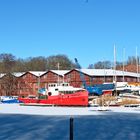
[12,72,26,77]
[0,73,6,78]
[28,71,47,77]
[50,70,69,76]
[76,69,140,77]
[27,70,69,77]
[0,69,139,78]
[0,72,26,78]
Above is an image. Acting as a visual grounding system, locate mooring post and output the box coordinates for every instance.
[70,117,74,140]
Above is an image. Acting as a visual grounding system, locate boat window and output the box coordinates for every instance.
[55,88,58,91]
[69,91,72,94]
[48,92,52,96]
[28,95,36,99]
[77,90,81,92]
[59,91,74,94]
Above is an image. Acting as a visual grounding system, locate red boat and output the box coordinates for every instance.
[18,83,89,106]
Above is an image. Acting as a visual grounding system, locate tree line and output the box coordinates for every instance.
[0,53,76,96]
[0,53,76,73]
[0,53,139,96]
[0,53,139,73]
[88,56,140,69]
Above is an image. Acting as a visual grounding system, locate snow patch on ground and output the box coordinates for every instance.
[0,104,140,116]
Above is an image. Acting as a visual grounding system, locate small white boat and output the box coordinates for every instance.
[0,96,21,103]
[119,93,140,99]
[97,106,111,111]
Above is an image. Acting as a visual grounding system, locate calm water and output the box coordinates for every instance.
[0,113,140,140]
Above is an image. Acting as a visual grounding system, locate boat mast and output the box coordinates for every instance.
[37,73,40,95]
[123,48,125,82]
[103,57,106,83]
[136,46,139,82]
[57,62,60,85]
[113,44,117,96]
[113,44,117,83]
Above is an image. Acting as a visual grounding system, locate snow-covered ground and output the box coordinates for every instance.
[1,104,140,116]
[1,104,140,140]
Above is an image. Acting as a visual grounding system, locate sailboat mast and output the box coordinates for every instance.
[123,48,125,82]
[103,59,106,83]
[57,62,60,85]
[113,45,116,83]
[136,47,139,82]
[37,73,40,95]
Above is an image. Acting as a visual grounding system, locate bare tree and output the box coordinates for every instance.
[46,54,75,70]
[0,53,18,96]
[0,73,18,96]
[127,56,140,65]
[24,56,47,71]
[88,64,94,69]
[0,53,16,73]
[93,61,111,69]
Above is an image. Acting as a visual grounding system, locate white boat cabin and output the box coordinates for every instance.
[47,82,85,96]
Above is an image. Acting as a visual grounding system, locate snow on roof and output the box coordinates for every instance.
[28,71,47,77]
[12,72,26,77]
[51,70,69,76]
[78,69,140,77]
[1,69,139,78]
[77,69,115,76]
[0,73,6,78]
[124,71,140,77]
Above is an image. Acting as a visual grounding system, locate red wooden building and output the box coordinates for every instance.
[0,69,139,96]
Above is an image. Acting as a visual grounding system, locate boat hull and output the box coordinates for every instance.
[1,99,21,104]
[18,91,89,106]
[0,96,22,104]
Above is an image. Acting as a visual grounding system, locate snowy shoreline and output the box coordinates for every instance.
[0,104,140,116]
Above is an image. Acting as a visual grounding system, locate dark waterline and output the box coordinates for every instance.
[0,113,140,140]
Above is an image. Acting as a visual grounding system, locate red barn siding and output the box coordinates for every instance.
[0,69,139,97]
[65,69,93,87]
[18,72,38,97]
[40,71,63,88]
